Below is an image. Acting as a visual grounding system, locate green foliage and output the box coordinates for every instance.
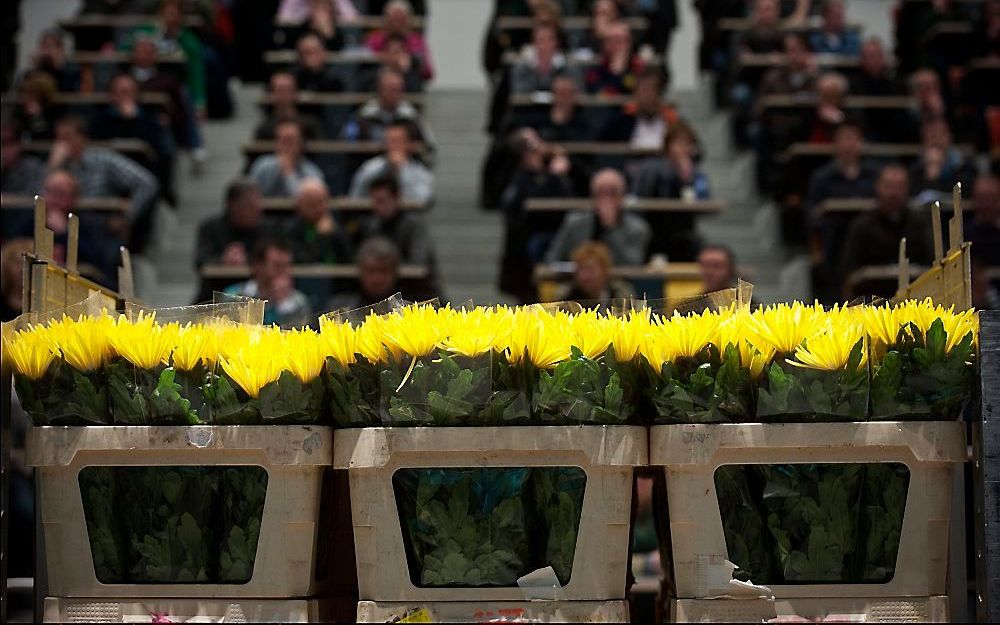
[757,341,868,421]
[644,344,754,424]
[207,371,327,425]
[533,347,637,425]
[381,350,495,426]
[871,320,977,420]
[327,357,381,427]
[15,359,109,425]
[394,467,587,587]
[714,465,775,584]
[107,359,202,425]
[78,466,269,585]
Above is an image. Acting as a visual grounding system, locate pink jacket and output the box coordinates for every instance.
[365,30,434,81]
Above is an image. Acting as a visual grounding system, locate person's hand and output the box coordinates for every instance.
[315,213,336,235]
[549,152,570,176]
[270,272,294,302]
[22,97,42,117]
[196,105,207,123]
[387,148,408,169]
[278,152,297,176]
[673,155,695,183]
[106,215,130,239]
[48,140,71,168]
[817,103,845,124]
[222,242,247,265]
[596,201,618,229]
[118,99,139,118]
[923,146,944,180]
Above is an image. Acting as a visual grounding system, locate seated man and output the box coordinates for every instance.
[8,170,122,289]
[349,121,433,203]
[195,179,266,269]
[530,74,594,143]
[283,177,353,264]
[47,114,160,253]
[0,119,47,196]
[293,33,344,93]
[967,174,1000,268]
[584,20,646,96]
[560,241,634,305]
[254,71,325,140]
[225,238,312,328]
[697,244,739,294]
[544,168,651,265]
[341,67,434,150]
[599,68,682,150]
[26,29,81,91]
[908,118,977,201]
[327,236,411,312]
[809,0,860,56]
[365,0,434,82]
[839,163,935,298]
[509,23,575,95]
[248,117,326,197]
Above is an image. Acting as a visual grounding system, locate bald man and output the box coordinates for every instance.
[282,177,353,264]
[544,168,651,265]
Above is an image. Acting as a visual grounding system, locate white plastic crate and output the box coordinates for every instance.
[650,421,965,599]
[671,596,949,622]
[356,600,629,623]
[27,426,332,598]
[333,426,647,602]
[42,597,318,623]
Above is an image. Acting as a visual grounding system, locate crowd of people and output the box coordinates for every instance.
[1,0,999,329]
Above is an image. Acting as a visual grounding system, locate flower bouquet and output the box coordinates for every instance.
[866,300,978,420]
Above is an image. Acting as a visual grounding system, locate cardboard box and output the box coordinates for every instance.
[650,422,965,599]
[356,600,629,623]
[42,597,318,623]
[27,426,332,598]
[671,596,949,622]
[333,426,647,602]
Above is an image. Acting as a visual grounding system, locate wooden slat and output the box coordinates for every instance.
[815,197,963,215]
[738,52,862,70]
[0,91,169,107]
[259,197,427,212]
[501,50,663,67]
[508,93,631,107]
[495,15,648,30]
[525,198,724,213]
[274,15,425,30]
[257,92,424,107]
[2,195,129,213]
[552,141,661,156]
[759,94,915,111]
[779,142,935,163]
[264,49,382,66]
[200,263,429,280]
[242,139,426,156]
[71,50,186,65]
[844,263,928,294]
[22,139,156,162]
[719,16,862,32]
[59,14,203,29]
[533,261,701,281]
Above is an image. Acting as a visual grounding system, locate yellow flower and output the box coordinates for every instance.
[863,303,904,349]
[664,309,719,360]
[509,308,572,368]
[3,326,57,380]
[355,314,394,363]
[281,328,327,383]
[172,323,221,371]
[110,313,179,370]
[48,314,115,371]
[219,328,283,397]
[612,309,651,362]
[319,316,357,366]
[570,310,615,360]
[749,302,826,355]
[382,304,447,358]
[789,321,867,372]
[441,307,502,358]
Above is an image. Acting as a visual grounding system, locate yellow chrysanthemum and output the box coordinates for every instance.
[282,328,327,383]
[789,321,867,371]
[509,308,572,368]
[664,309,720,360]
[441,307,502,358]
[48,314,115,372]
[110,313,180,370]
[749,301,827,355]
[3,326,57,380]
[355,314,394,363]
[219,328,284,397]
[172,323,221,371]
[570,310,615,360]
[612,309,651,362]
[382,304,448,358]
[319,316,357,366]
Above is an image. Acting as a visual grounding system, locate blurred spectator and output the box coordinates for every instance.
[248,117,325,197]
[195,179,266,269]
[599,68,681,149]
[580,0,621,55]
[809,0,859,56]
[544,168,651,264]
[342,68,435,150]
[1,119,46,196]
[1,238,32,321]
[839,164,934,294]
[631,121,709,200]
[90,73,176,205]
[26,29,80,92]
[360,174,435,266]
[277,0,359,27]
[697,244,738,293]
[8,170,122,288]
[373,33,426,92]
[225,238,312,328]
[327,236,405,311]
[805,72,849,144]
[584,21,645,95]
[15,70,59,140]
[909,118,977,200]
[757,33,818,102]
[967,174,1000,267]
[254,71,325,140]
[972,0,1000,58]
[284,177,353,264]
[532,74,594,142]
[562,241,635,303]
[48,115,159,235]
[735,0,784,55]
[366,0,434,82]
[971,258,1000,310]
[349,121,434,203]
[905,68,948,141]
[510,24,573,94]
[294,33,344,93]
[851,37,899,95]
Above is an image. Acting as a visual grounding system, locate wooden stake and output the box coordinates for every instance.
[117,246,135,301]
[948,182,963,254]
[897,237,910,296]
[931,201,944,263]
[66,213,79,274]
[32,195,54,261]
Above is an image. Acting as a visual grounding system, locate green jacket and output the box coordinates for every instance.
[123,25,206,108]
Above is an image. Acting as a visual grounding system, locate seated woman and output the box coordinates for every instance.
[559,241,635,305]
[509,23,579,94]
[365,0,434,83]
[584,21,645,95]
